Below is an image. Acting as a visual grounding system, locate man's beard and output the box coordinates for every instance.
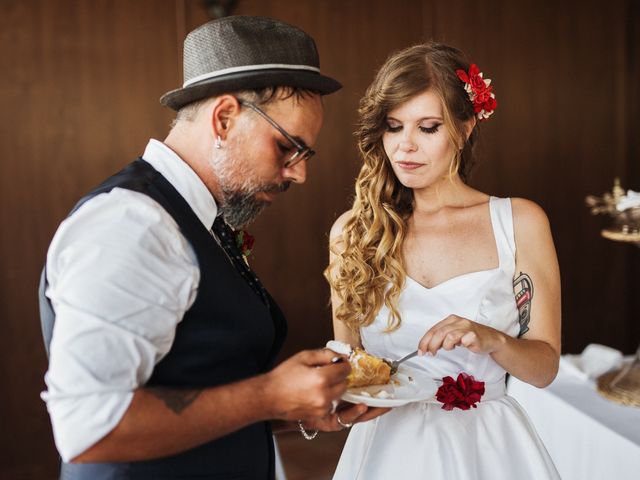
[219,181,290,229]
[211,150,290,230]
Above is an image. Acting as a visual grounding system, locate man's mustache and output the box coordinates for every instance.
[261,182,291,194]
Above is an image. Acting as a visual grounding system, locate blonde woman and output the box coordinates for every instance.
[327,43,561,479]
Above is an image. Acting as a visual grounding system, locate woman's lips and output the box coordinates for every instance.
[396,161,424,170]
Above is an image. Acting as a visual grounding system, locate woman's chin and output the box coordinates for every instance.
[396,176,430,190]
[395,171,451,191]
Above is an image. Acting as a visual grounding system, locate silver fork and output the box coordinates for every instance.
[384,349,420,375]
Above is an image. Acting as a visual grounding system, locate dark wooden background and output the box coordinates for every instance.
[1,0,638,477]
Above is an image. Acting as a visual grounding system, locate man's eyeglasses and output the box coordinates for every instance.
[238,99,316,168]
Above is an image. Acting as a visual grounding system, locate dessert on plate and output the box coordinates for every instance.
[326,340,391,387]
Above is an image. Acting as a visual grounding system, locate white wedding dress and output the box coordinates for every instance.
[333,197,560,480]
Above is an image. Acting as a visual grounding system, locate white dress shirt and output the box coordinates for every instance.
[42,139,217,461]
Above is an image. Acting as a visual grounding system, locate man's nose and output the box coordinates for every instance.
[284,159,307,184]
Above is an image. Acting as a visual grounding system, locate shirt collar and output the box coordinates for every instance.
[141,139,217,230]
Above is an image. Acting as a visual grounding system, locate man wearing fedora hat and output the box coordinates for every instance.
[39,16,386,480]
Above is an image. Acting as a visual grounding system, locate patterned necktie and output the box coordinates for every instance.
[211,216,269,305]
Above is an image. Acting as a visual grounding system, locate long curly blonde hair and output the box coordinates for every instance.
[325,42,480,334]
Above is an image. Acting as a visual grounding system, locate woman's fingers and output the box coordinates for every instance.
[460,331,478,348]
[418,316,497,356]
[441,329,467,350]
[418,331,433,355]
[425,325,464,355]
[427,329,448,355]
[419,315,468,354]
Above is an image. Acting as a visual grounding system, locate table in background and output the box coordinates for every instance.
[507,369,640,480]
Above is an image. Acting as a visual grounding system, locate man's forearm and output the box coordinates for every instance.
[70,348,351,463]
[72,375,273,463]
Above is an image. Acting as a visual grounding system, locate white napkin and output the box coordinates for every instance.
[616,189,640,211]
[560,344,624,381]
[326,340,353,356]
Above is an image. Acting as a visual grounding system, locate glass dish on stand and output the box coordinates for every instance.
[586,178,640,246]
[586,179,640,406]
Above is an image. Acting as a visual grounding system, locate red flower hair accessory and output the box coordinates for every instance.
[435,372,485,411]
[456,64,497,121]
[235,230,255,260]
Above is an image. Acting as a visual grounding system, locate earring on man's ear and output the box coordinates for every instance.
[215,135,222,149]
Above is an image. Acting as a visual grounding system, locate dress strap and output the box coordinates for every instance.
[488,197,516,272]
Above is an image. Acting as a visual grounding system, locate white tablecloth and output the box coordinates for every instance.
[507,369,640,480]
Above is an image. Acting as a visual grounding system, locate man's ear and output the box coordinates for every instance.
[210,95,241,140]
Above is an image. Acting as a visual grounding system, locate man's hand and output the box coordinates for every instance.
[263,349,351,422]
[302,402,390,432]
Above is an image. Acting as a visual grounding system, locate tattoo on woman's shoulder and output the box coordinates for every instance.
[513,272,533,337]
[147,387,202,414]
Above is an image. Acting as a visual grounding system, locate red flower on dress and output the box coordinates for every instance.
[435,372,485,411]
[456,64,497,121]
[235,230,255,259]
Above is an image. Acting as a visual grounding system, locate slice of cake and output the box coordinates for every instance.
[326,340,391,388]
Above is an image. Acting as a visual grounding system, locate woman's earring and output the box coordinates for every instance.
[215,136,222,149]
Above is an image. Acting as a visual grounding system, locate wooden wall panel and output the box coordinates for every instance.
[0,0,184,476]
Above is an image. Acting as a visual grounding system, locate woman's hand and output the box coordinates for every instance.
[302,402,390,432]
[418,314,506,356]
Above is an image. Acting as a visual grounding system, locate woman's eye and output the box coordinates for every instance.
[419,124,441,134]
[385,124,402,133]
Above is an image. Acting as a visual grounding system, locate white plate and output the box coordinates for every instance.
[341,366,437,408]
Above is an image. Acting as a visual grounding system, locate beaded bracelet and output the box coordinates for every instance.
[297,420,318,440]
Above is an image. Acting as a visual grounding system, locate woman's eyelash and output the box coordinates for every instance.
[385,124,442,134]
[419,124,441,134]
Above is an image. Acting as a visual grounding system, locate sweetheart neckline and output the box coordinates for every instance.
[405,266,500,291]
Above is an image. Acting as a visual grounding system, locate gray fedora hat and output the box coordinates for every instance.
[160,15,342,110]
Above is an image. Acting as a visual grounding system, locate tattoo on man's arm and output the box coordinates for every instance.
[147,387,202,414]
[513,272,534,337]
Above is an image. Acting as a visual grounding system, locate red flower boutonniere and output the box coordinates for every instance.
[235,230,255,261]
[456,64,497,121]
[436,372,485,411]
